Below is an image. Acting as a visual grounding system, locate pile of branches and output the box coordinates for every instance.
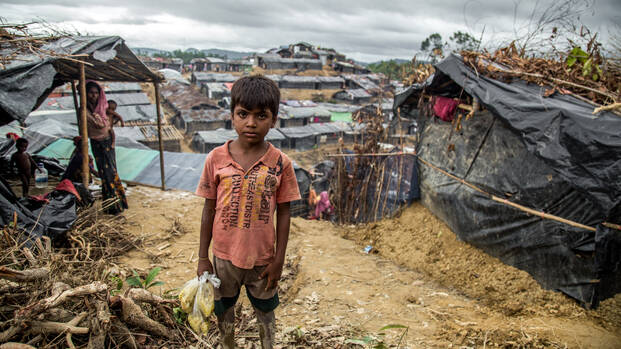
[0,205,201,348]
[332,106,403,224]
[0,21,83,70]
[461,41,620,108]
[402,62,435,86]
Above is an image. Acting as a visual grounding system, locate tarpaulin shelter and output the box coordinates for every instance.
[394,54,621,307]
[0,35,169,189]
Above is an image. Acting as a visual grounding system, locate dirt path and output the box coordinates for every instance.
[118,186,621,348]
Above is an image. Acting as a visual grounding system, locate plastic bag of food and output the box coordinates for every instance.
[185,272,221,336]
[188,297,209,335]
[196,273,217,317]
[178,277,200,313]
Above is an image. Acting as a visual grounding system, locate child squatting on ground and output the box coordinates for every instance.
[195,75,301,349]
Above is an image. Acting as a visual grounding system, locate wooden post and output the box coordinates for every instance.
[153,82,166,191]
[71,81,79,122]
[78,65,89,187]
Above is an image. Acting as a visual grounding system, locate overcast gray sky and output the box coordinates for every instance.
[1,0,619,62]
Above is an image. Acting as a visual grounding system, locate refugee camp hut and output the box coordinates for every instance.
[334,61,370,74]
[291,42,313,53]
[294,58,322,71]
[394,54,621,308]
[175,109,230,135]
[333,89,372,104]
[190,58,208,72]
[140,56,165,70]
[202,83,231,100]
[264,74,283,87]
[192,72,237,86]
[0,35,167,188]
[343,122,367,143]
[205,57,228,72]
[191,128,237,153]
[312,49,331,65]
[265,128,286,149]
[256,54,293,70]
[293,51,314,59]
[277,125,318,151]
[342,74,381,93]
[227,59,253,72]
[273,46,292,58]
[278,106,312,128]
[105,92,151,106]
[280,76,318,89]
[161,80,220,119]
[317,76,345,90]
[307,122,341,144]
[164,58,183,72]
[138,124,183,152]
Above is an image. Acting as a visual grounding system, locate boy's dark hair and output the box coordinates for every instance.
[15,138,28,147]
[107,100,117,106]
[230,75,280,118]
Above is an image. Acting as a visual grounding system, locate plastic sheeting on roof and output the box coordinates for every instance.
[0,35,162,126]
[133,151,206,192]
[106,92,151,106]
[192,72,238,83]
[26,111,77,126]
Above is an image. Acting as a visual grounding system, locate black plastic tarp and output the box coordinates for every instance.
[394,54,621,307]
[0,176,79,241]
[0,35,162,127]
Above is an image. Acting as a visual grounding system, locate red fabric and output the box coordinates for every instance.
[433,96,459,122]
[55,179,82,201]
[30,195,50,203]
[5,132,19,140]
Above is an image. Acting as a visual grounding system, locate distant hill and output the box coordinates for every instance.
[202,49,255,60]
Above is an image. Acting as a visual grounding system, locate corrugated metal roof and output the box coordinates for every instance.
[114,126,145,141]
[192,72,238,83]
[277,125,317,138]
[106,92,151,106]
[181,108,230,122]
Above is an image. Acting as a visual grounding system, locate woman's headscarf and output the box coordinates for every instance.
[85,80,108,123]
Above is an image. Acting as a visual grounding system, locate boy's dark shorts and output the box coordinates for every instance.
[213,256,279,315]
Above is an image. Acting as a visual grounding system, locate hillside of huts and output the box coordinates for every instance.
[2,40,408,203]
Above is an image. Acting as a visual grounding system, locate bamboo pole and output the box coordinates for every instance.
[153,82,166,191]
[70,81,79,121]
[78,65,89,188]
[416,156,604,232]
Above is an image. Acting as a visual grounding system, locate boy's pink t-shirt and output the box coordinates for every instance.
[195,141,301,269]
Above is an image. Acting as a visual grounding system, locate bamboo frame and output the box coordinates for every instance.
[78,64,89,188]
[153,82,166,191]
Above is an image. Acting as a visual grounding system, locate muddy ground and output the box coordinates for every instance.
[117,184,621,348]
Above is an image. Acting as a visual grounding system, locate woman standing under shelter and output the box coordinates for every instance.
[82,80,128,214]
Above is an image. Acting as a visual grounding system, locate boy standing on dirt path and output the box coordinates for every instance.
[195,75,301,349]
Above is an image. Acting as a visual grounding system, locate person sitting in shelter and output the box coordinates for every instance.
[10,138,41,197]
[62,136,98,183]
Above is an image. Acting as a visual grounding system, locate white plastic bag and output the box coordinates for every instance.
[178,277,199,313]
[183,272,221,335]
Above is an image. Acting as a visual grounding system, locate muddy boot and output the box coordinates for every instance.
[217,306,235,349]
[254,308,276,349]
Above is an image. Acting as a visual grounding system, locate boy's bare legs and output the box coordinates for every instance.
[19,174,29,197]
[217,306,235,349]
[253,307,275,349]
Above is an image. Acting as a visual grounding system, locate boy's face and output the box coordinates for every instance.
[232,105,276,146]
[16,142,28,152]
[108,103,116,111]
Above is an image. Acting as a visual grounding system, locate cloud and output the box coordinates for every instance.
[0,0,618,62]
